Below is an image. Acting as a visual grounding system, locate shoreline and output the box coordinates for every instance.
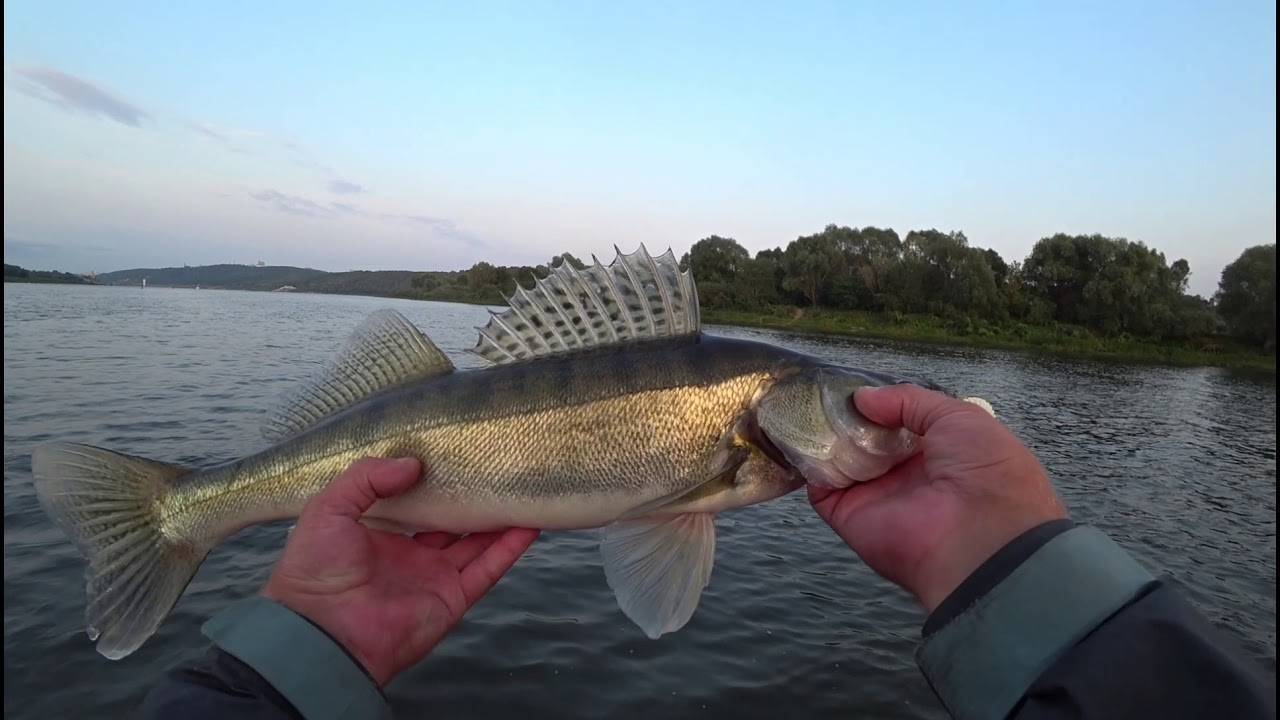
[8,281,1274,374]
[699,309,1276,375]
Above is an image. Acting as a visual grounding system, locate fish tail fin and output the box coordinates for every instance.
[32,442,206,660]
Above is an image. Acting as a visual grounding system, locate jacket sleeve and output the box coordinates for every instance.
[917,521,1275,720]
[140,597,391,720]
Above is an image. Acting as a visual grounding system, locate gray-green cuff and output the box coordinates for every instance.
[203,597,391,720]
[917,526,1155,720]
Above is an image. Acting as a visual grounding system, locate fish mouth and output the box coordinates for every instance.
[742,411,793,475]
[753,365,928,489]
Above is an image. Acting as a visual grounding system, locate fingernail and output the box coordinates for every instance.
[394,457,420,468]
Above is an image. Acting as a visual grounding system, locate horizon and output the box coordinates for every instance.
[13,228,1270,302]
[4,2,1276,297]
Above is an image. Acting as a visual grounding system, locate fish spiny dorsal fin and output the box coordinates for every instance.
[263,309,454,441]
[470,245,700,365]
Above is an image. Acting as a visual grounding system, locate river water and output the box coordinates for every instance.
[3,283,1275,718]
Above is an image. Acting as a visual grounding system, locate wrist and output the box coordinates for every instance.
[261,588,392,686]
[923,519,1075,635]
[203,597,392,718]
[911,505,1068,612]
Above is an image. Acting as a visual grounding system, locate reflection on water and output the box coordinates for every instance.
[3,283,1275,719]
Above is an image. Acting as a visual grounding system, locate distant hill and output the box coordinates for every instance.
[4,263,95,284]
[93,263,463,298]
[96,264,329,291]
[298,269,423,296]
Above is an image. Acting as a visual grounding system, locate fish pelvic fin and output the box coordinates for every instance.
[602,512,716,639]
[32,442,206,660]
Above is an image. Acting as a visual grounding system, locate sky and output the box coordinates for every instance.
[3,2,1275,297]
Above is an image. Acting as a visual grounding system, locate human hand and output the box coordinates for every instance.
[263,457,539,686]
[809,385,1066,612]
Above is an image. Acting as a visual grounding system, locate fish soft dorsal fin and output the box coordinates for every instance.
[601,512,716,639]
[263,309,454,441]
[470,245,700,365]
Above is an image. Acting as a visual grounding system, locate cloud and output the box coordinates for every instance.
[396,215,487,248]
[14,66,149,127]
[5,237,58,254]
[400,214,456,231]
[247,189,486,247]
[330,201,364,215]
[4,236,114,259]
[186,121,229,142]
[328,179,365,195]
[248,189,336,218]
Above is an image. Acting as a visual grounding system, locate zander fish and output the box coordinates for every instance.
[33,246,982,659]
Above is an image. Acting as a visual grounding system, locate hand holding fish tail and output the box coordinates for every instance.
[262,457,539,686]
[808,384,1067,612]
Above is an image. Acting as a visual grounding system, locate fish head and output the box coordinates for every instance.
[754,365,930,489]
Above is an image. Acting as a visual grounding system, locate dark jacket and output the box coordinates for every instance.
[141,524,1275,720]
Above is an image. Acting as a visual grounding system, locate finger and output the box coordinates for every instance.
[459,528,540,605]
[308,457,422,521]
[854,384,971,436]
[809,458,920,526]
[807,483,844,517]
[443,531,507,569]
[413,531,459,550]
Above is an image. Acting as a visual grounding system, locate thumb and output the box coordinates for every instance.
[854,384,970,436]
[308,457,422,521]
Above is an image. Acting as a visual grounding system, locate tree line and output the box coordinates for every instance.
[404,253,587,306]
[407,229,1275,350]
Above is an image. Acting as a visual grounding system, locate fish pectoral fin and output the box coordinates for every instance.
[263,309,454,441]
[601,512,716,639]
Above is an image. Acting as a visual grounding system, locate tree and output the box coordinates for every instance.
[410,272,444,291]
[1215,245,1276,349]
[782,232,842,306]
[854,227,904,300]
[983,249,1009,287]
[882,255,930,313]
[732,256,780,308]
[1021,234,1197,338]
[1004,262,1054,323]
[754,248,789,303]
[465,261,500,290]
[820,224,903,310]
[682,236,750,284]
[1021,233,1110,325]
[898,229,1003,319]
[548,253,586,271]
[1166,294,1219,340]
[1170,258,1190,293]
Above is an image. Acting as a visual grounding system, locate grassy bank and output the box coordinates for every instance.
[702,307,1276,373]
